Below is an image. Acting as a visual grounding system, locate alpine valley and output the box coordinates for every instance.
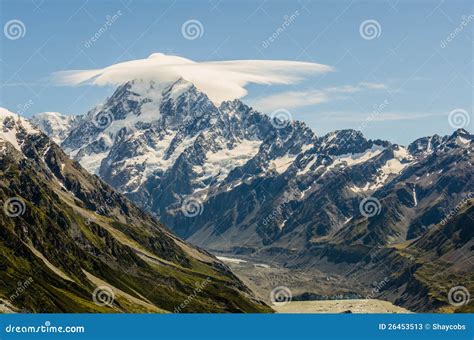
[16,78,474,313]
[0,108,271,313]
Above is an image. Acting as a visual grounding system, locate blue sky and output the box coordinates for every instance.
[0,0,472,144]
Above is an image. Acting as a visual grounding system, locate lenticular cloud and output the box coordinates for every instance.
[52,53,333,103]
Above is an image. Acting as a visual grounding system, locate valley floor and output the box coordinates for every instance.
[215,254,411,314]
[273,299,410,314]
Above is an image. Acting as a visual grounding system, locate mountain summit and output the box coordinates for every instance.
[0,107,270,313]
[31,81,473,251]
[31,81,474,312]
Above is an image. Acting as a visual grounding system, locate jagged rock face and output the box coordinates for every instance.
[32,81,474,256]
[31,112,79,144]
[0,108,271,313]
[342,201,474,313]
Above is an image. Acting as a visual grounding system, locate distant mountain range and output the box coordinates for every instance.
[0,108,270,313]
[28,78,474,312]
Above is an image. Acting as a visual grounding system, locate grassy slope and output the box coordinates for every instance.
[0,133,271,313]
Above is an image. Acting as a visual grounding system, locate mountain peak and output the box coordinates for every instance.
[219,98,249,115]
[1,107,271,313]
[408,129,472,154]
[0,108,41,153]
[0,107,18,120]
[450,128,471,138]
[446,128,472,148]
[327,129,363,140]
[78,77,202,135]
[127,77,194,96]
[31,112,78,144]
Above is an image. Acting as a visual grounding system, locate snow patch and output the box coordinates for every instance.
[324,145,385,176]
[393,146,412,160]
[197,139,262,181]
[412,185,418,206]
[271,153,297,174]
[456,136,470,146]
[80,150,110,175]
[216,256,247,264]
[349,157,410,193]
[0,107,40,153]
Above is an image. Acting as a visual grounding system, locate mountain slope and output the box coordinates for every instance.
[0,108,271,313]
[32,80,473,256]
[32,80,473,313]
[347,199,474,312]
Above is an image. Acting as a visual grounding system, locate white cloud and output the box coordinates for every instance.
[251,89,330,112]
[52,53,333,104]
[358,82,387,90]
[251,82,387,111]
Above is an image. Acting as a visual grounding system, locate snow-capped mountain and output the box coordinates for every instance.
[31,80,473,256]
[31,111,79,144]
[0,107,270,313]
[1,108,41,150]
